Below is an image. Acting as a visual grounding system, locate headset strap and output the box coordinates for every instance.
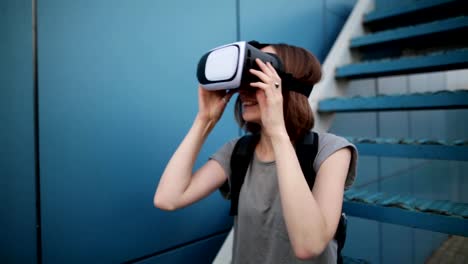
[248,40,314,97]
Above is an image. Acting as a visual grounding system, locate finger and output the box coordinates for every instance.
[250,77,280,95]
[266,62,281,80]
[249,68,271,84]
[250,82,270,90]
[264,65,282,91]
[224,91,234,102]
[256,89,267,111]
[255,58,274,76]
[250,82,274,100]
[219,92,233,105]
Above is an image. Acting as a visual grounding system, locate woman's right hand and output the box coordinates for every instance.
[197,85,233,123]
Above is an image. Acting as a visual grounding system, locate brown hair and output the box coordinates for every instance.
[234,43,322,142]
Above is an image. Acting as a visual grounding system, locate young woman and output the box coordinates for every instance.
[154,42,358,263]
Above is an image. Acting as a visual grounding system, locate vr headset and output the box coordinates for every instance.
[196,41,313,97]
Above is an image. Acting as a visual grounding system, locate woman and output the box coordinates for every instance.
[154,42,358,263]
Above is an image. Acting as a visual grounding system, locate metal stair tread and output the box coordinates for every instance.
[344,189,468,218]
[342,136,468,161]
[318,89,468,112]
[343,189,468,236]
[351,16,468,48]
[344,136,468,147]
[343,256,370,264]
[335,48,468,79]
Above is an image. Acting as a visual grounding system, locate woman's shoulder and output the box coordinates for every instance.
[315,132,354,148]
[224,136,243,150]
[211,136,242,159]
[312,131,358,188]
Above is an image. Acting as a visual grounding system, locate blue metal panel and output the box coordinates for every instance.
[351,16,468,48]
[414,229,447,264]
[133,232,229,264]
[325,0,356,19]
[239,0,327,61]
[322,3,352,60]
[356,143,468,161]
[38,1,237,263]
[343,201,468,237]
[0,0,37,263]
[335,49,468,79]
[381,223,413,264]
[318,90,468,112]
[341,217,379,264]
[359,160,468,203]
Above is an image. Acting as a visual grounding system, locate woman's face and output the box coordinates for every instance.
[239,86,260,123]
[239,46,276,124]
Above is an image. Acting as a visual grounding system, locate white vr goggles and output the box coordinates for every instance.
[197,41,313,97]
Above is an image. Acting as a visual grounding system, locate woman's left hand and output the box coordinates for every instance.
[249,58,288,139]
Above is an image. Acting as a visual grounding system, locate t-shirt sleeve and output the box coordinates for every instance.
[209,137,240,199]
[313,133,358,188]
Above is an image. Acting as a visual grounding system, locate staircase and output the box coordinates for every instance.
[314,0,468,262]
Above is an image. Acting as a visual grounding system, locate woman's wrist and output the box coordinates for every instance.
[269,129,290,146]
[194,114,217,136]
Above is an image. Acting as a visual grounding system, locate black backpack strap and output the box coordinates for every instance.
[336,213,347,264]
[295,131,319,189]
[228,134,260,216]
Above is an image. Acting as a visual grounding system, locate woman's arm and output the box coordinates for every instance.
[248,58,352,259]
[272,135,351,260]
[154,87,232,211]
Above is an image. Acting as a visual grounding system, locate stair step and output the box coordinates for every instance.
[364,0,468,31]
[335,49,468,79]
[351,16,468,49]
[345,136,468,161]
[343,189,468,236]
[343,256,370,264]
[318,90,468,112]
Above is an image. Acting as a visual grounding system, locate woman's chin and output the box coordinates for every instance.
[242,113,261,124]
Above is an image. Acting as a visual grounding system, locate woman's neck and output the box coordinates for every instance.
[255,132,276,162]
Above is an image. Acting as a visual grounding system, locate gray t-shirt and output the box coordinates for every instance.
[210,132,358,264]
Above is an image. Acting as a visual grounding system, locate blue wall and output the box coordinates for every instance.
[240,0,356,61]
[1,0,355,263]
[0,1,37,263]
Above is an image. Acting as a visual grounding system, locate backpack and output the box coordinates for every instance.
[219,131,347,264]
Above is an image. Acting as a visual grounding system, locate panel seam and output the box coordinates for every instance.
[32,0,42,263]
[236,0,240,41]
[121,228,232,263]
